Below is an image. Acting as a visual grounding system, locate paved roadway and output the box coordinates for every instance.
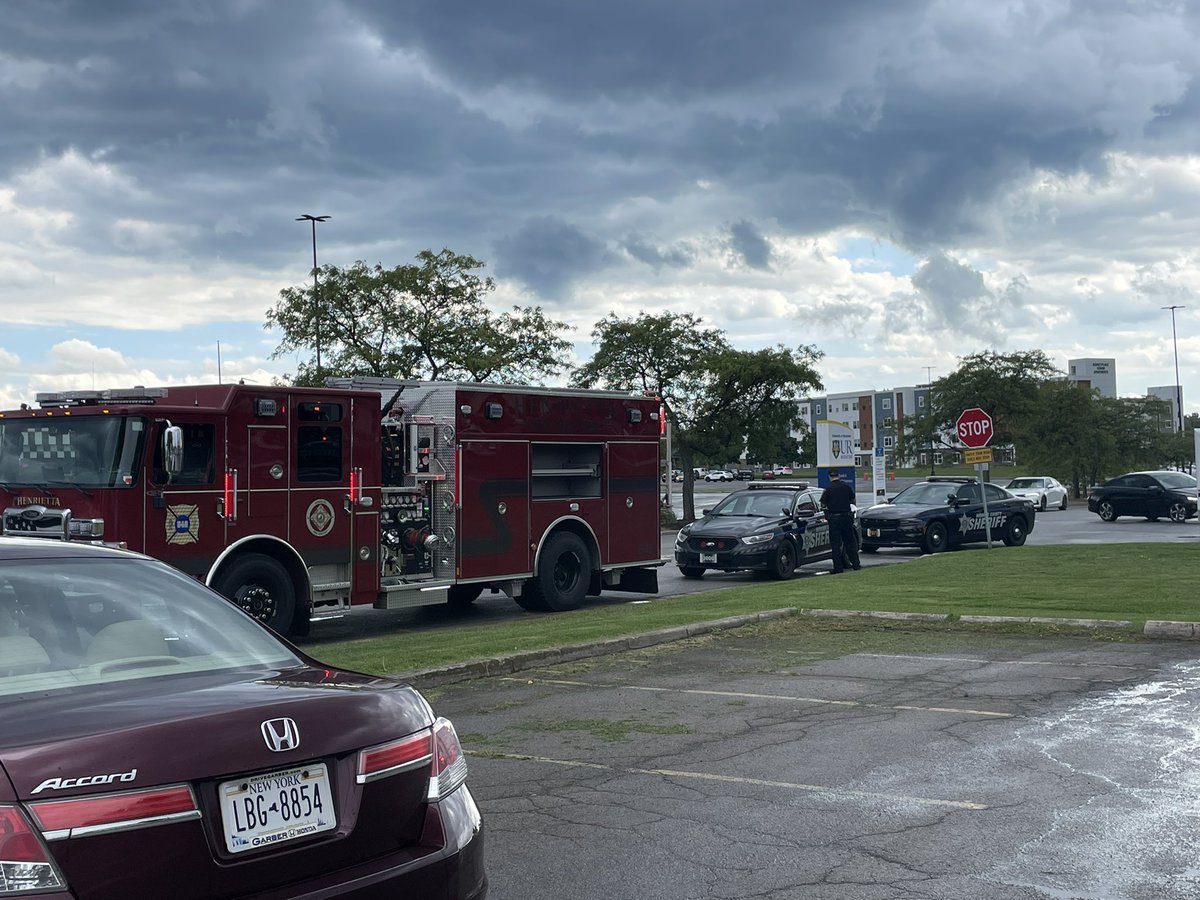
[442,627,1200,899]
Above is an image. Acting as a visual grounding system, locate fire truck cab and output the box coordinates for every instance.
[0,380,664,635]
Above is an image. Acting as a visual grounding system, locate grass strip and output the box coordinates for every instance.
[309,543,1192,675]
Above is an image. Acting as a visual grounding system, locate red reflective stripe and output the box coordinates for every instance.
[29,786,196,833]
[224,470,234,512]
[349,468,360,502]
[358,731,432,777]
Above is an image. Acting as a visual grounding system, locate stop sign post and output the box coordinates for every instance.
[956,408,993,449]
[956,407,996,549]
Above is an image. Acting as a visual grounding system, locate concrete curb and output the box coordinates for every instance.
[396,608,1197,688]
[401,608,797,688]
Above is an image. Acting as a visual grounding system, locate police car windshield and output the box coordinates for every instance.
[710,491,791,516]
[892,483,958,505]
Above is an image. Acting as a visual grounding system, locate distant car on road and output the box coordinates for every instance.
[859,476,1036,554]
[674,483,841,579]
[704,470,735,482]
[1005,476,1069,511]
[734,469,754,481]
[1087,470,1198,523]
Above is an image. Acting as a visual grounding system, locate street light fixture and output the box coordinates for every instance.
[297,214,331,378]
[924,366,936,475]
[1162,304,1185,432]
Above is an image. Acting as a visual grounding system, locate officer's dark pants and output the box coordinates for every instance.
[829,513,860,572]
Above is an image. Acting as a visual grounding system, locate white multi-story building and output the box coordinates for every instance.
[1067,358,1116,397]
[797,384,937,469]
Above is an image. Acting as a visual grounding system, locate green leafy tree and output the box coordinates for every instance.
[267,249,573,386]
[572,312,823,520]
[931,349,1061,445]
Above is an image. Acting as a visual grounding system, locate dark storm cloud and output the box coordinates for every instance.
[726,219,772,270]
[620,235,694,270]
[3,0,1199,297]
[493,216,613,297]
[903,252,1033,342]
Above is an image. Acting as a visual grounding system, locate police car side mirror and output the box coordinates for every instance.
[952,496,970,507]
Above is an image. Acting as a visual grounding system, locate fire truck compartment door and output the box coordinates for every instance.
[457,440,530,580]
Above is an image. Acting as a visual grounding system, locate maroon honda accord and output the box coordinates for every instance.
[0,537,487,899]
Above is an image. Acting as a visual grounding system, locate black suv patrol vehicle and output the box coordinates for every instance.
[674,482,851,579]
[858,476,1036,554]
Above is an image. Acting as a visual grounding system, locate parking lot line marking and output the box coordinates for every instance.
[502,677,1013,718]
[470,751,988,811]
[858,653,1146,672]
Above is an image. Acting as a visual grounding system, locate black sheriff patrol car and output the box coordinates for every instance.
[674,482,848,579]
[858,476,1036,554]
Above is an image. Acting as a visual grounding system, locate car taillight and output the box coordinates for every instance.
[355,718,468,801]
[357,730,433,784]
[0,805,66,894]
[427,718,468,802]
[27,785,199,840]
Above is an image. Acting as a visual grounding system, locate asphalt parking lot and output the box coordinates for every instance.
[436,622,1200,900]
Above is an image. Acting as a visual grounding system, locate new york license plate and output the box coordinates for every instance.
[220,763,336,854]
[866,528,880,537]
[700,552,718,564]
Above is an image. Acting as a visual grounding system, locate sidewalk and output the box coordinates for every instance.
[396,607,1198,688]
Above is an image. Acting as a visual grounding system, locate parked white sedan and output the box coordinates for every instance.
[1005,476,1069,511]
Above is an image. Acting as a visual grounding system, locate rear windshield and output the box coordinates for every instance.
[0,556,300,698]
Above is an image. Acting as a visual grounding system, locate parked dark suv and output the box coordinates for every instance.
[1087,470,1198,522]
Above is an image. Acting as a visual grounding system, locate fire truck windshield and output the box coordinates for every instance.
[0,416,147,488]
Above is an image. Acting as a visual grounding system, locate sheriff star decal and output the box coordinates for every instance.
[166,504,199,545]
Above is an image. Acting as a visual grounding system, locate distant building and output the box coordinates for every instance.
[798,384,947,469]
[1147,385,1183,431]
[1067,358,1116,398]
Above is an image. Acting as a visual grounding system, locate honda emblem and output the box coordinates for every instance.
[260,718,300,752]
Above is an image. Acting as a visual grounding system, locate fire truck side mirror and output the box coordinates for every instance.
[162,425,184,476]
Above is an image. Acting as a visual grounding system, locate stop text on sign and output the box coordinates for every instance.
[955,408,994,448]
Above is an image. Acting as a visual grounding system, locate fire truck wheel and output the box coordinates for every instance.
[528,531,591,612]
[447,585,483,608]
[216,554,296,635]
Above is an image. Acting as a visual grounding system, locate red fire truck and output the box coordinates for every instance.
[0,378,664,635]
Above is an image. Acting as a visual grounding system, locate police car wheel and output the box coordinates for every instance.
[1002,516,1027,547]
[770,542,797,580]
[921,522,948,554]
[679,566,705,578]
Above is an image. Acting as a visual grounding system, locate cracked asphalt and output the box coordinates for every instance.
[430,622,1200,900]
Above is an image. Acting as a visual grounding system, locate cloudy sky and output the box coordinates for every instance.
[4,0,1200,412]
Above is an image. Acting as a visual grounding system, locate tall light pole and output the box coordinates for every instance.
[297,214,330,378]
[1162,304,1185,432]
[924,366,936,475]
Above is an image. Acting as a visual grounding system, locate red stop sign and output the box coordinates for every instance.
[956,408,993,448]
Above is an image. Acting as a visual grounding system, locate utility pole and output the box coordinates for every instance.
[297,214,331,379]
[1162,305,1185,433]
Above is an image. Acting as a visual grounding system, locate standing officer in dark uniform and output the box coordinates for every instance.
[820,470,860,574]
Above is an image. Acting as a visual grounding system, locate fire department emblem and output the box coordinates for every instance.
[166,504,199,545]
[306,499,336,537]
